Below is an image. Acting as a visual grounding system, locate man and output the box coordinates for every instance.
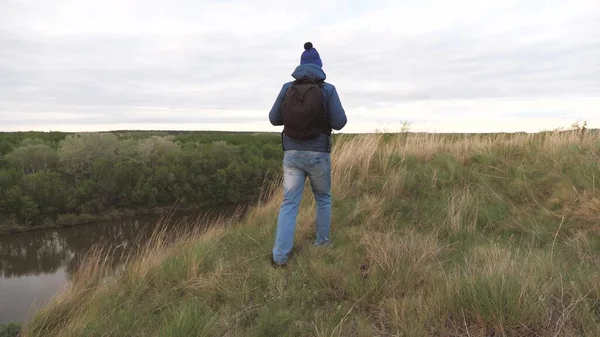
[268,42,347,267]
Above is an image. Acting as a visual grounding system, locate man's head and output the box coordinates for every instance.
[300,42,323,68]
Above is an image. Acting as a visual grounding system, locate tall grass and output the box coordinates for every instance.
[24,130,600,336]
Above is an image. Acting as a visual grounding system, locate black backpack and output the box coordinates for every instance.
[281,79,331,140]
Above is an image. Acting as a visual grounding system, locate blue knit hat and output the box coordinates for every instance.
[300,42,323,67]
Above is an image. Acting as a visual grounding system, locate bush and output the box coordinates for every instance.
[0,323,21,337]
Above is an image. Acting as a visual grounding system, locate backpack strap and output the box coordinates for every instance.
[294,78,324,85]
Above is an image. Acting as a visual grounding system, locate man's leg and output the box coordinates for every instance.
[272,153,306,265]
[307,153,332,246]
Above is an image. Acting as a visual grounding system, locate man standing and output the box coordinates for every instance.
[269,42,347,267]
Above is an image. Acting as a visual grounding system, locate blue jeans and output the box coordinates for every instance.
[272,150,332,265]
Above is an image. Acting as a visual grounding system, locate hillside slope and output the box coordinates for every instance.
[24,132,600,337]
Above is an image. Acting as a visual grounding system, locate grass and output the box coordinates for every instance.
[23,131,600,336]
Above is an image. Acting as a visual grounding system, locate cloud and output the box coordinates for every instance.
[0,0,599,132]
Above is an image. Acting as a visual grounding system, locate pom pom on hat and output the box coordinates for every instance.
[300,42,322,67]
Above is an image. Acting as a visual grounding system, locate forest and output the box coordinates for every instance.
[0,131,284,233]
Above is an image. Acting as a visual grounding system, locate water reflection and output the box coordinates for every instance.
[0,218,154,279]
[0,205,240,324]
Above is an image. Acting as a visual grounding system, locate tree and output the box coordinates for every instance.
[0,131,284,229]
[0,140,14,156]
[58,133,118,179]
[5,143,58,174]
[138,136,180,166]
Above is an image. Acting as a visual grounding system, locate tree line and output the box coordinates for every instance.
[0,131,283,230]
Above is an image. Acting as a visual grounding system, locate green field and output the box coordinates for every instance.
[22,130,600,336]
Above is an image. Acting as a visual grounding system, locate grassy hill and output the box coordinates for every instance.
[23,131,600,336]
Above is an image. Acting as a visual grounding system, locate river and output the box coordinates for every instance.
[0,204,243,324]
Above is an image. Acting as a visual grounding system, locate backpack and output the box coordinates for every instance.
[281,79,331,140]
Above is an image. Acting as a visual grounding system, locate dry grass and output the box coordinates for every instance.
[23,130,600,337]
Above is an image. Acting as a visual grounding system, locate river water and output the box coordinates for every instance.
[0,205,242,324]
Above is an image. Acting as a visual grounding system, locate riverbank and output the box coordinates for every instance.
[0,201,248,236]
[0,201,247,326]
[24,132,600,336]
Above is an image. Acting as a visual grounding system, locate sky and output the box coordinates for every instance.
[1,0,599,133]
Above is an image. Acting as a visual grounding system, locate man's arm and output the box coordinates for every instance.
[326,85,347,130]
[269,84,289,126]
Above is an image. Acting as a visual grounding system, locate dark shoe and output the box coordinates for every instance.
[271,257,286,268]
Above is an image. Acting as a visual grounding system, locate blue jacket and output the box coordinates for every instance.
[269,64,347,152]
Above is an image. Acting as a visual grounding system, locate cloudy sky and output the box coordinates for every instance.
[1,0,599,133]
